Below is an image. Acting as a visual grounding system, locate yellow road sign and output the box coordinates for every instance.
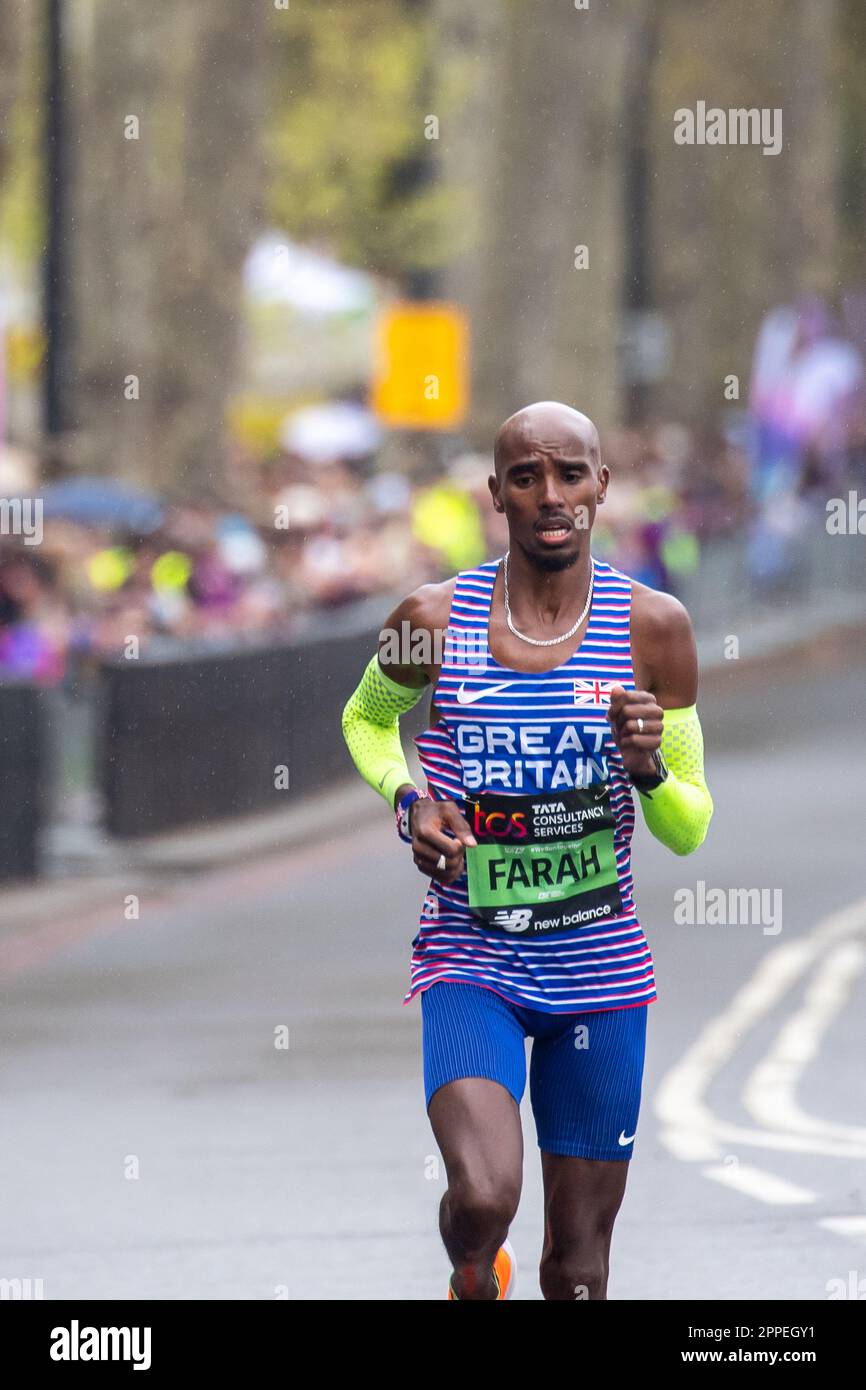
[371,302,469,429]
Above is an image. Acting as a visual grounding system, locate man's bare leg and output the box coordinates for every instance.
[428,1076,523,1300]
[538,1151,630,1300]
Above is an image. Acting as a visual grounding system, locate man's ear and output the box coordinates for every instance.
[488,475,503,513]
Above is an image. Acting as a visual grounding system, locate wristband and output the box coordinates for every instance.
[396,788,429,843]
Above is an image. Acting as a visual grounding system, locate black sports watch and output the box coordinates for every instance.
[629,749,669,794]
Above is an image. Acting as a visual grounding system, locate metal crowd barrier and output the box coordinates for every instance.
[0,682,46,879]
[92,524,866,841]
[97,598,406,838]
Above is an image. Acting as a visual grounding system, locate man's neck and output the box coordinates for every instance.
[503,543,593,625]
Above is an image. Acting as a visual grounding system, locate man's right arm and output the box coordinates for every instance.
[339,585,442,811]
[341,581,478,878]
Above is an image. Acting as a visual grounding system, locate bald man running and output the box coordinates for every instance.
[342,402,713,1300]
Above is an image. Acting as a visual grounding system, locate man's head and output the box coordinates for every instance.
[489,402,608,571]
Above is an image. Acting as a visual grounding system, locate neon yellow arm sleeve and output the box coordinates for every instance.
[637,705,713,856]
[341,654,427,809]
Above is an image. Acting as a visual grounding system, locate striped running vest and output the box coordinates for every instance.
[403,555,657,1014]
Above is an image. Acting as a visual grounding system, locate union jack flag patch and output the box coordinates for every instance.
[573,679,613,706]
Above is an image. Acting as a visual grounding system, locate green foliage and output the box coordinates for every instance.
[0,24,41,271]
[265,0,456,278]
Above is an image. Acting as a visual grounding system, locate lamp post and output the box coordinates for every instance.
[43,0,70,441]
[392,0,452,477]
[621,0,664,425]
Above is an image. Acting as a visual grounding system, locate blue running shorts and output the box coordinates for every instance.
[420,981,648,1160]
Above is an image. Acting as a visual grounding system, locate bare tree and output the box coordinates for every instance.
[67,1,268,499]
[432,0,844,434]
[433,0,644,441]
[650,0,840,423]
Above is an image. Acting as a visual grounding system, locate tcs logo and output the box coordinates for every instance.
[471,801,528,839]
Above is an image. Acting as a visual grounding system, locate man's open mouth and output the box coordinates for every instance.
[535,520,572,543]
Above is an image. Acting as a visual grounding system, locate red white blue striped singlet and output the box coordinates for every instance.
[402,555,658,1014]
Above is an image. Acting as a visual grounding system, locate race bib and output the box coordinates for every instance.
[462,787,623,936]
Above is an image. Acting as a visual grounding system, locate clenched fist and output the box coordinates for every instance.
[606,683,664,778]
[410,797,477,884]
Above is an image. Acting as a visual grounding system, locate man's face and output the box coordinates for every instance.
[489,426,609,571]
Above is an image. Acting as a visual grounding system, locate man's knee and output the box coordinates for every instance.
[539,1245,608,1300]
[447,1173,520,1248]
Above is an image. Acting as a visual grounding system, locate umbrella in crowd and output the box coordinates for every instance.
[36,478,165,533]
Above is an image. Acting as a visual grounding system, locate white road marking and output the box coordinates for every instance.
[701,1162,816,1205]
[818,1217,866,1242]
[655,896,866,1187]
[742,941,866,1143]
[656,941,813,1161]
[661,1123,866,1160]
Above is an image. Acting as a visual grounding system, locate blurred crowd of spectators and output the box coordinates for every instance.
[748,296,866,591]
[0,420,749,686]
[2,250,866,684]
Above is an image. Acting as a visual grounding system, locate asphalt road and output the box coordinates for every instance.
[2,651,865,1300]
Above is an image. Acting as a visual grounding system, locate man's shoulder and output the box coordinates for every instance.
[377,575,462,687]
[389,575,458,634]
[627,580,698,699]
[628,579,694,644]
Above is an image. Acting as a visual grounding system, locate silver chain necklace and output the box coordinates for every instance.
[502,550,594,647]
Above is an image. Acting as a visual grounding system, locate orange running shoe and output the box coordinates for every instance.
[447,1239,516,1300]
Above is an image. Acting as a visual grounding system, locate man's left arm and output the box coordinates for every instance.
[606,586,713,856]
